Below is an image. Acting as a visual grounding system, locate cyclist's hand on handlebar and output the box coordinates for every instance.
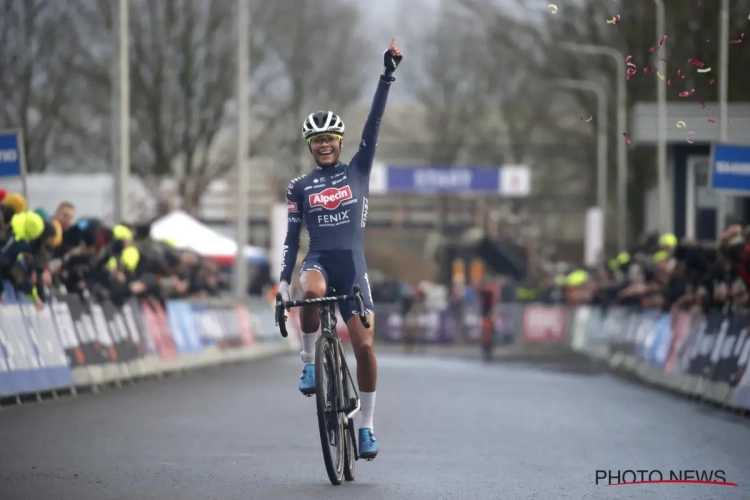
[279,281,291,311]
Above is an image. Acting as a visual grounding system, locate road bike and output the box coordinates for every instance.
[275,284,369,485]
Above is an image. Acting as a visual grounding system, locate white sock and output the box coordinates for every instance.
[360,391,376,431]
[300,333,316,364]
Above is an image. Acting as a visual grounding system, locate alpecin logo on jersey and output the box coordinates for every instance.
[287,201,298,213]
[309,185,352,210]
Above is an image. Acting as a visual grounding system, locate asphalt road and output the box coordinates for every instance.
[1,347,749,500]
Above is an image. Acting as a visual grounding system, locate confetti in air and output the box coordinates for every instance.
[688,58,705,68]
[623,132,631,145]
[660,35,667,45]
[548,4,557,14]
[697,67,712,73]
[643,66,655,75]
[656,72,666,81]
[678,89,696,97]
[708,118,716,123]
[606,15,621,24]
[730,33,745,44]
[676,121,686,129]
[580,114,594,122]
[699,98,706,108]
[709,79,716,85]
[625,55,633,63]
[649,45,661,52]
[686,131,696,144]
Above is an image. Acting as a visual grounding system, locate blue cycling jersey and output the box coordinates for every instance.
[279,77,391,284]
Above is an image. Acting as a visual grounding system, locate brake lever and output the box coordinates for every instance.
[275,292,288,337]
[352,285,370,329]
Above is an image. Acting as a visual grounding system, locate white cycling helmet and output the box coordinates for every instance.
[302,111,345,141]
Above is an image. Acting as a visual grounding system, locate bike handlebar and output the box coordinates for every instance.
[275,284,370,338]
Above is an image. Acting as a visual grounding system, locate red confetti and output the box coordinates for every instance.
[625,55,633,63]
[660,35,667,45]
[707,118,716,123]
[623,132,631,145]
[626,67,637,80]
[678,89,695,98]
[699,98,705,108]
[687,58,705,68]
[580,114,594,122]
[709,79,716,85]
[667,77,677,88]
[729,38,743,45]
[677,69,685,79]
[626,62,636,68]
[649,45,661,52]
[643,66,655,75]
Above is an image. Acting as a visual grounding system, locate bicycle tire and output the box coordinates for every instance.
[344,419,356,481]
[342,350,356,482]
[315,335,344,485]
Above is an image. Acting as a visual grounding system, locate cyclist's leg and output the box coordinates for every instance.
[338,256,378,459]
[297,258,328,395]
[299,258,328,335]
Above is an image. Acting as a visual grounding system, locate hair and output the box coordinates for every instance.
[56,201,75,211]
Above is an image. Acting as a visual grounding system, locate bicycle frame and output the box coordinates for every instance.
[275,284,370,463]
[318,302,360,426]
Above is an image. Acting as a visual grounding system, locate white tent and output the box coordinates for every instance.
[150,211,267,264]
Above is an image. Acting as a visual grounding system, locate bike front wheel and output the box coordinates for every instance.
[315,336,345,485]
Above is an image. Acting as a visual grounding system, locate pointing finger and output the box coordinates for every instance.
[390,37,396,48]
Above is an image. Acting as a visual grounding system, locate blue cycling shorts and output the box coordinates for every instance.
[299,250,374,324]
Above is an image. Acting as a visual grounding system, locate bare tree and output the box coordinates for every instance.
[0,0,77,172]
[252,0,369,187]
[412,0,593,190]
[69,0,367,209]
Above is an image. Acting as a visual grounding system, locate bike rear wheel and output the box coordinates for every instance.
[315,336,345,485]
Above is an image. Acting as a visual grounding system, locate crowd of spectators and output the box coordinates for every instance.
[0,189,229,310]
[511,223,750,313]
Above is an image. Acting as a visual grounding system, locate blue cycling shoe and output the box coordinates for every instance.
[358,428,379,460]
[299,364,315,396]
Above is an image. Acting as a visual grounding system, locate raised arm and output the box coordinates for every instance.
[351,37,403,177]
[279,176,304,283]
[350,79,392,177]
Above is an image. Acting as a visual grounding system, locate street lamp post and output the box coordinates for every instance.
[553,79,609,244]
[560,42,628,252]
[716,0,729,233]
[234,0,250,297]
[654,0,669,233]
[113,0,130,224]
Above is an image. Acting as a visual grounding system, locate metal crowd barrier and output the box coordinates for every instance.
[373,300,750,411]
[0,285,298,404]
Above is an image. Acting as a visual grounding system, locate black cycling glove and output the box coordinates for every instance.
[382,48,402,81]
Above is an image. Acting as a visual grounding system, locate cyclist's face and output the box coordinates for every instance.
[310,134,341,166]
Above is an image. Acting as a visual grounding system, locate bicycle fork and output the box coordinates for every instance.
[331,337,361,460]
